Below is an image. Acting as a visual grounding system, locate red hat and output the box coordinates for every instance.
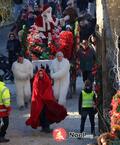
[42,5,51,13]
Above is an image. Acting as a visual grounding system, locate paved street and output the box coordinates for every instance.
[4,77,98,145]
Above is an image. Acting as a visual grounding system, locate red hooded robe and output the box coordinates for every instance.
[26,69,67,129]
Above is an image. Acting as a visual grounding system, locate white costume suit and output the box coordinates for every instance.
[51,58,70,106]
[12,59,33,107]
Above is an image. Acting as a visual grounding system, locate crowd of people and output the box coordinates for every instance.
[0,0,98,143]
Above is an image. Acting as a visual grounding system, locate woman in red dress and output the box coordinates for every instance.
[26,69,67,133]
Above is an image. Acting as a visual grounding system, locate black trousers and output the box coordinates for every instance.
[82,71,94,83]
[0,116,9,137]
[80,108,95,134]
[40,106,49,129]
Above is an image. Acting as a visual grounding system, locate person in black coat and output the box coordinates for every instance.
[77,40,96,83]
[6,33,21,69]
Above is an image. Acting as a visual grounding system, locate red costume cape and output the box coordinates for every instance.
[26,70,67,129]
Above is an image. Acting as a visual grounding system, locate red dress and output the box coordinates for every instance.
[26,70,67,129]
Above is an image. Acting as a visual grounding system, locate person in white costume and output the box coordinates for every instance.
[12,54,33,110]
[51,52,70,106]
